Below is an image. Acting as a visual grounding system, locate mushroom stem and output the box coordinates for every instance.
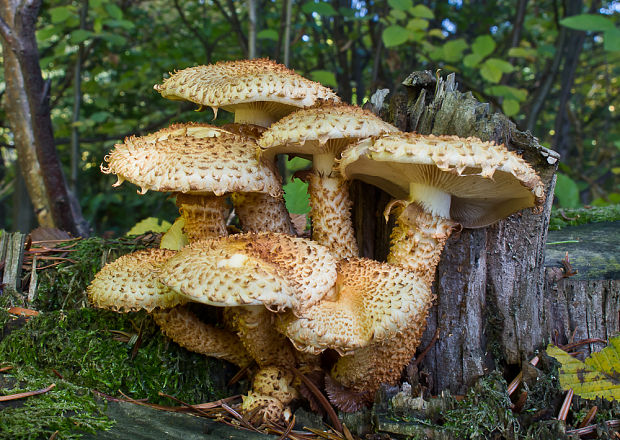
[387,202,459,285]
[175,193,228,241]
[225,306,297,369]
[232,193,295,235]
[152,305,253,368]
[308,172,358,260]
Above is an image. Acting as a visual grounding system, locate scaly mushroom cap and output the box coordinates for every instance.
[159,232,337,312]
[154,59,340,125]
[101,122,282,198]
[259,103,399,162]
[277,258,432,354]
[87,249,184,312]
[340,133,546,228]
[251,366,299,404]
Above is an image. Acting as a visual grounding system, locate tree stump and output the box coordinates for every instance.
[352,71,561,394]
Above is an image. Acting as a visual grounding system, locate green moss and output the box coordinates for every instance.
[0,308,228,404]
[442,371,520,439]
[33,236,156,311]
[549,204,620,231]
[0,372,114,440]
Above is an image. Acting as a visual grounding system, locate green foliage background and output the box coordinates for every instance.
[0,0,618,233]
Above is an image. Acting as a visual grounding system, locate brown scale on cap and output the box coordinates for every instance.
[259,103,398,259]
[277,258,433,355]
[154,59,340,127]
[87,249,251,367]
[101,123,284,242]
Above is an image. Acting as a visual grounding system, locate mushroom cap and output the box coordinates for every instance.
[101,123,282,197]
[277,258,432,354]
[158,232,338,311]
[259,103,399,161]
[340,133,546,228]
[154,59,340,120]
[88,249,185,312]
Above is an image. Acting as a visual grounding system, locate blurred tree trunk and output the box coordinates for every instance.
[0,0,89,237]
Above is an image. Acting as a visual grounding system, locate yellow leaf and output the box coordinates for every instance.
[126,217,171,236]
[160,217,189,250]
[546,335,620,401]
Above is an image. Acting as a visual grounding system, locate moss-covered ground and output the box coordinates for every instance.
[548,204,620,230]
[0,235,234,439]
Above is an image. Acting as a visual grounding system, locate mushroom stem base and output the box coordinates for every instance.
[387,202,459,285]
[308,172,358,259]
[175,193,228,241]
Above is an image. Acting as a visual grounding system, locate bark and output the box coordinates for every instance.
[0,0,89,237]
[353,71,561,393]
[1,30,52,228]
[247,0,256,58]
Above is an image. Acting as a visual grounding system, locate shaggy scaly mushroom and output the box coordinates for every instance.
[259,103,398,259]
[87,249,252,368]
[153,58,340,128]
[158,232,338,423]
[312,133,546,410]
[101,123,289,241]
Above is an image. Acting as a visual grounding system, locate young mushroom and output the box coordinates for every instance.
[153,58,340,128]
[317,132,546,409]
[259,103,399,259]
[101,123,289,241]
[87,249,252,368]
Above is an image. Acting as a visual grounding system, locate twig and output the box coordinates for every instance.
[557,388,573,421]
[0,366,13,373]
[228,362,255,386]
[507,356,539,396]
[276,415,296,440]
[220,402,262,432]
[561,338,607,352]
[578,406,597,428]
[292,367,343,434]
[0,383,56,401]
[157,391,216,418]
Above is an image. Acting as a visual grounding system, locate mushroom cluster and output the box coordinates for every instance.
[88,59,545,425]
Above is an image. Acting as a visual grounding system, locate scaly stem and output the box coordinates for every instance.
[387,202,458,286]
[308,172,358,259]
[232,193,295,235]
[175,193,228,241]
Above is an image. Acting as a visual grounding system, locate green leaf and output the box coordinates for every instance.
[442,39,468,62]
[309,70,338,88]
[390,9,407,20]
[70,29,94,44]
[406,18,429,31]
[502,99,519,117]
[604,28,620,51]
[302,1,337,16]
[382,25,409,47]
[410,4,434,19]
[463,53,483,68]
[388,0,413,11]
[49,6,73,24]
[507,47,537,58]
[559,14,615,31]
[126,217,172,236]
[486,85,527,101]
[101,32,126,46]
[480,58,514,83]
[257,29,279,41]
[284,178,311,215]
[160,218,189,250]
[472,35,496,58]
[104,3,124,20]
[554,173,580,208]
[546,335,620,401]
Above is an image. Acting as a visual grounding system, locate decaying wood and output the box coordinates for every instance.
[353,71,561,394]
[0,231,26,295]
